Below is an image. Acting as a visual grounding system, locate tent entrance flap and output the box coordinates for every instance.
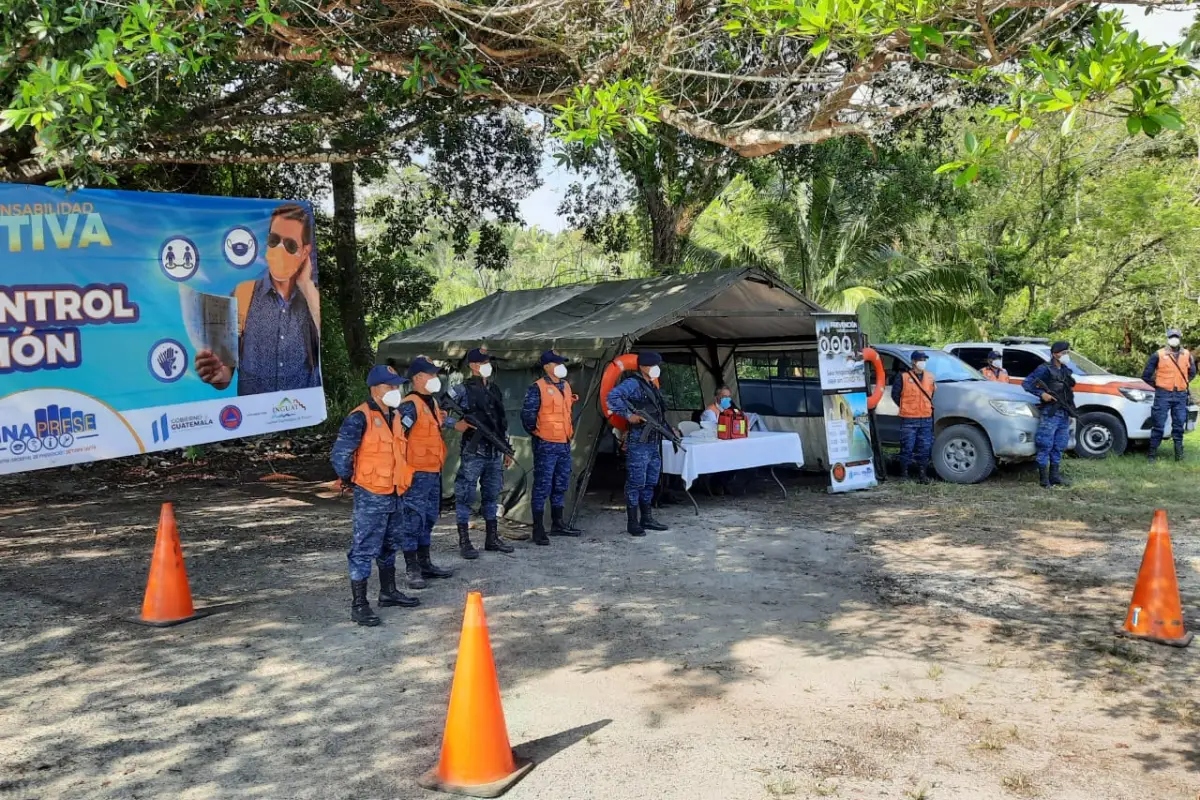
[372,268,829,525]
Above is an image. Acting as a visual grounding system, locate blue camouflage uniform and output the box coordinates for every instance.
[330,400,402,581]
[606,374,667,507]
[1142,346,1196,454]
[522,378,573,515]
[449,377,509,524]
[1023,362,1075,468]
[398,394,456,551]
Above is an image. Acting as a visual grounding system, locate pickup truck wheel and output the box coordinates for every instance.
[933,424,997,484]
[1075,411,1127,459]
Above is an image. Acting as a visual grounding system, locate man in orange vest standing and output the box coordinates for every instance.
[891,351,936,483]
[330,365,421,627]
[396,357,460,588]
[521,350,584,545]
[981,350,1009,382]
[1142,328,1195,463]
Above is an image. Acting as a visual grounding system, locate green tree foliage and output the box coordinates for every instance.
[684,137,981,338]
[2,1,1191,182]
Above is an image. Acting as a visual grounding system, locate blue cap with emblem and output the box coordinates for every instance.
[405,357,440,379]
[467,347,490,363]
[540,350,567,365]
[1167,327,1182,339]
[367,364,403,387]
[911,350,929,361]
[638,351,663,367]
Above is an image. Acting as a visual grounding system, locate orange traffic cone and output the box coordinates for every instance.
[1120,510,1193,647]
[418,592,533,797]
[135,503,202,627]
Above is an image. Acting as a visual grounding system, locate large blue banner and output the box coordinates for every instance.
[0,184,327,474]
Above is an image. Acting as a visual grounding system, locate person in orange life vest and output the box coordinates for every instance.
[330,364,420,627]
[521,350,584,545]
[890,351,936,483]
[195,203,322,395]
[699,386,744,495]
[981,350,1009,382]
[395,357,461,589]
[1142,327,1196,463]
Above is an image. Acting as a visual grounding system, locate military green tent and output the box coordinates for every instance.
[375,267,830,525]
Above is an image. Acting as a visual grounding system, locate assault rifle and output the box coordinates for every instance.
[627,401,687,453]
[1033,379,1078,419]
[441,391,523,466]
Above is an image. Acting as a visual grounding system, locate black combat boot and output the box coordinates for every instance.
[627,506,645,537]
[458,522,479,560]
[899,464,910,481]
[1148,448,1158,464]
[1049,464,1069,488]
[351,579,381,627]
[1175,441,1185,462]
[640,503,668,531]
[550,507,581,537]
[484,519,514,553]
[917,465,932,485]
[403,550,426,589]
[531,512,550,546]
[1038,466,1050,488]
[418,545,454,579]
[378,566,419,608]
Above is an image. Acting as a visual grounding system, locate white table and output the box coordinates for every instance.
[660,431,805,514]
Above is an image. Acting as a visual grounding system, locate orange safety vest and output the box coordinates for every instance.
[351,403,414,495]
[1154,348,1193,392]
[981,366,1009,383]
[899,371,936,418]
[403,393,447,472]
[533,378,575,443]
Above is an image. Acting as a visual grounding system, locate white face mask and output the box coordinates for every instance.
[478,363,493,378]
[991,359,1002,369]
[1168,337,1181,348]
[553,363,568,379]
[1058,355,1071,366]
[424,376,442,394]
[913,361,927,372]
[382,389,402,408]
[648,365,661,379]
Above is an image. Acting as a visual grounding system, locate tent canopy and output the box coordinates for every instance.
[373,267,829,525]
[376,267,825,366]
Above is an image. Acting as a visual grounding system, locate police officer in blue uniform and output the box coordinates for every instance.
[1022,341,1075,488]
[521,350,584,546]
[448,347,515,558]
[330,364,420,627]
[606,351,671,537]
[396,357,459,588]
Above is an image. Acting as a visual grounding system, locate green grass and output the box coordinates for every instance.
[886,429,1200,528]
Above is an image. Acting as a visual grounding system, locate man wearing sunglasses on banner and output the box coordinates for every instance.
[195,203,322,395]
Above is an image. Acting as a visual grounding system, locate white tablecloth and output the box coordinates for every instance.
[660,431,805,490]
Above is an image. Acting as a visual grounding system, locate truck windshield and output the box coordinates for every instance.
[921,351,982,382]
[1067,351,1110,376]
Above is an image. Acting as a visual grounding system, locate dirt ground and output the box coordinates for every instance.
[1,458,1198,800]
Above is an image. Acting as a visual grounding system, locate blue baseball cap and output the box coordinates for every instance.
[987,350,1002,360]
[1051,341,1070,354]
[911,351,929,361]
[638,351,663,367]
[367,364,403,387]
[1167,328,1182,339]
[540,350,567,365]
[467,347,490,363]
[405,357,440,379]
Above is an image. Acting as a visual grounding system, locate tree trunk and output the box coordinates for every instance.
[330,162,373,372]
[647,198,681,275]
